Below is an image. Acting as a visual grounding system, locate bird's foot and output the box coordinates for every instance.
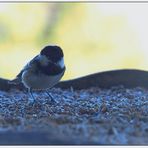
[50,98,57,104]
[28,99,39,106]
[45,98,57,105]
[45,91,57,104]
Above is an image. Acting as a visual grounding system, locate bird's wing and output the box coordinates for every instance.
[9,55,39,84]
[17,55,39,77]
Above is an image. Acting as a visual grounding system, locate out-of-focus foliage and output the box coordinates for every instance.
[0,3,147,80]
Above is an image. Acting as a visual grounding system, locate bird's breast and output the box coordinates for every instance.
[22,70,64,90]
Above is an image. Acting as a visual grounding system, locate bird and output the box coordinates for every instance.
[9,45,66,104]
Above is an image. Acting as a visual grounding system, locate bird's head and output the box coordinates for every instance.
[39,45,65,68]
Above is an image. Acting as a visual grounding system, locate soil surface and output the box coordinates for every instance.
[0,85,148,145]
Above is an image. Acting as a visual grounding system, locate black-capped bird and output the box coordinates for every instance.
[9,45,66,103]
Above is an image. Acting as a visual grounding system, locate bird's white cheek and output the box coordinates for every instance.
[39,55,49,66]
[58,58,65,68]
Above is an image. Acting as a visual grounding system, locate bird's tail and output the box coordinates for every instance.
[8,77,21,85]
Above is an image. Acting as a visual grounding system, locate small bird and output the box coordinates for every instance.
[9,45,66,104]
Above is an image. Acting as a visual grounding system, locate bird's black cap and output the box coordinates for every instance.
[40,45,64,62]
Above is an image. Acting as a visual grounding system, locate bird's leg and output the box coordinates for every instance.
[28,88,35,104]
[45,90,56,103]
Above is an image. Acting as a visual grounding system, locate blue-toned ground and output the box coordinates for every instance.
[0,85,147,144]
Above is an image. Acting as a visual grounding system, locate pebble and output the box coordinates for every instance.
[0,86,147,144]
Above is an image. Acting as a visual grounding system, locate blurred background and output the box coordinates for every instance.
[0,3,148,80]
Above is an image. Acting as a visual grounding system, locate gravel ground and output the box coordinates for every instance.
[0,85,148,144]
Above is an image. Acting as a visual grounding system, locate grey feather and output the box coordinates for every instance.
[9,55,39,85]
